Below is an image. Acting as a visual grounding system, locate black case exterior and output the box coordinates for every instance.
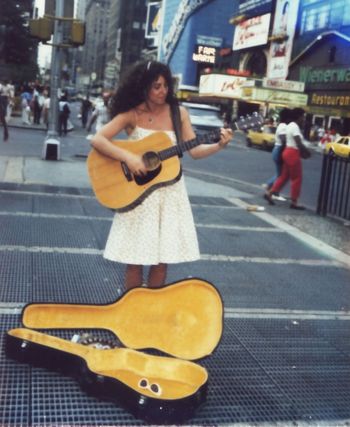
[5,333,207,424]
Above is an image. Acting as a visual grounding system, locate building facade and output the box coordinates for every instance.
[159,0,235,89]
[81,0,111,89]
[290,0,350,134]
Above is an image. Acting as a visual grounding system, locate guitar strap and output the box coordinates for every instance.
[170,103,183,158]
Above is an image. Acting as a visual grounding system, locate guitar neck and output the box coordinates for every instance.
[159,121,241,161]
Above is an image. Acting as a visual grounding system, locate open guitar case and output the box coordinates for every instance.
[6,278,224,424]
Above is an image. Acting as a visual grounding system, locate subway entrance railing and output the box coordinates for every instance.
[317,152,350,221]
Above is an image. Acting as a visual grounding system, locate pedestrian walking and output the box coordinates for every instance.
[89,60,232,290]
[0,81,9,142]
[264,108,310,210]
[80,95,92,128]
[42,91,50,129]
[58,95,70,136]
[87,92,111,133]
[33,91,44,125]
[263,108,291,200]
[4,81,15,122]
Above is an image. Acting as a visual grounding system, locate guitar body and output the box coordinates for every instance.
[87,114,264,211]
[87,132,182,211]
[6,328,208,424]
[21,278,223,360]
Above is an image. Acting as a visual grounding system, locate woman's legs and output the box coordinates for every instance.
[266,145,283,189]
[125,263,168,290]
[147,263,167,288]
[264,148,291,205]
[288,151,303,208]
[125,264,143,290]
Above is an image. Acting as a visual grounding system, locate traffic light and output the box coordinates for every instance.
[29,17,53,42]
[70,21,85,46]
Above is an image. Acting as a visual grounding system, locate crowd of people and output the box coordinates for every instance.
[0,77,117,141]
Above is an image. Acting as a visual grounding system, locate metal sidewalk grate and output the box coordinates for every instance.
[2,316,350,425]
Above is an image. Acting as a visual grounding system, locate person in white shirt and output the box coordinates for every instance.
[4,82,15,122]
[58,95,70,136]
[264,108,291,195]
[265,108,309,210]
[87,93,111,132]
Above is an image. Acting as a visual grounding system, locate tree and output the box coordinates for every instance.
[0,0,38,81]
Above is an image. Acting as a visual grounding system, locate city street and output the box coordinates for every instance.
[0,117,350,426]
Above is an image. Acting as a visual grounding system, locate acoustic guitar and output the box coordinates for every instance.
[87,113,263,211]
[6,328,208,424]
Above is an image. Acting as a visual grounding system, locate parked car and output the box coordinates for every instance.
[246,125,276,151]
[324,136,350,158]
[181,102,224,134]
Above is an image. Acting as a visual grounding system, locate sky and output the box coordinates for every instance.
[34,0,52,68]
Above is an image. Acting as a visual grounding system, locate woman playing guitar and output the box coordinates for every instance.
[90,61,233,290]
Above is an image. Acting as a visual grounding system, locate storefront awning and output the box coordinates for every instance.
[199,74,308,106]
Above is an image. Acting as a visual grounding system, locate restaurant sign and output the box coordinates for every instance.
[309,92,350,107]
[299,66,350,89]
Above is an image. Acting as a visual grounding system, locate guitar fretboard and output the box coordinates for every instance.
[159,130,220,161]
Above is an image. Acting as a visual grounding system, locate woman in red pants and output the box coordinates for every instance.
[264,108,308,210]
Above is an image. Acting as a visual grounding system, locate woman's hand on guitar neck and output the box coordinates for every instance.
[218,127,233,149]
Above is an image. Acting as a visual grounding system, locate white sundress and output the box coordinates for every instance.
[103,126,200,265]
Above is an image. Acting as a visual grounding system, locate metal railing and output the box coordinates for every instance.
[317,152,350,221]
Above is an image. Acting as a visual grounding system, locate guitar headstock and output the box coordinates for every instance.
[233,112,264,132]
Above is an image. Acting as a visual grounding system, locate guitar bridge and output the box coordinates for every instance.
[121,162,133,181]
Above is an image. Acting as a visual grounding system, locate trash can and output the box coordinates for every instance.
[42,138,61,160]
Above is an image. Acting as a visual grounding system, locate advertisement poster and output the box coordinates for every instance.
[233,13,271,51]
[267,0,300,79]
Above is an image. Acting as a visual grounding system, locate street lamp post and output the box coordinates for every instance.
[44,0,64,159]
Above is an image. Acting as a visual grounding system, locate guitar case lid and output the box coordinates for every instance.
[21,278,223,361]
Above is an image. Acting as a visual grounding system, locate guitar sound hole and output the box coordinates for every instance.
[143,151,161,171]
[134,165,162,185]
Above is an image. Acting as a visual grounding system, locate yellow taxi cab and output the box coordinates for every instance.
[324,136,350,158]
[246,125,275,151]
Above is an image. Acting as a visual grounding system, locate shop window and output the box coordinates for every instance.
[301,4,330,33]
[300,0,350,33]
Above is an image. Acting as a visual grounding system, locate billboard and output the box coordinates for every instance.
[161,0,212,63]
[233,14,270,51]
[145,2,162,39]
[238,0,272,15]
[267,0,300,79]
[199,73,247,98]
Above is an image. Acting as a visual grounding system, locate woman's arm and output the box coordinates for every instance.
[180,106,232,159]
[90,111,147,176]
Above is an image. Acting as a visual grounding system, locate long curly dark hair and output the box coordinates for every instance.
[109,61,178,119]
